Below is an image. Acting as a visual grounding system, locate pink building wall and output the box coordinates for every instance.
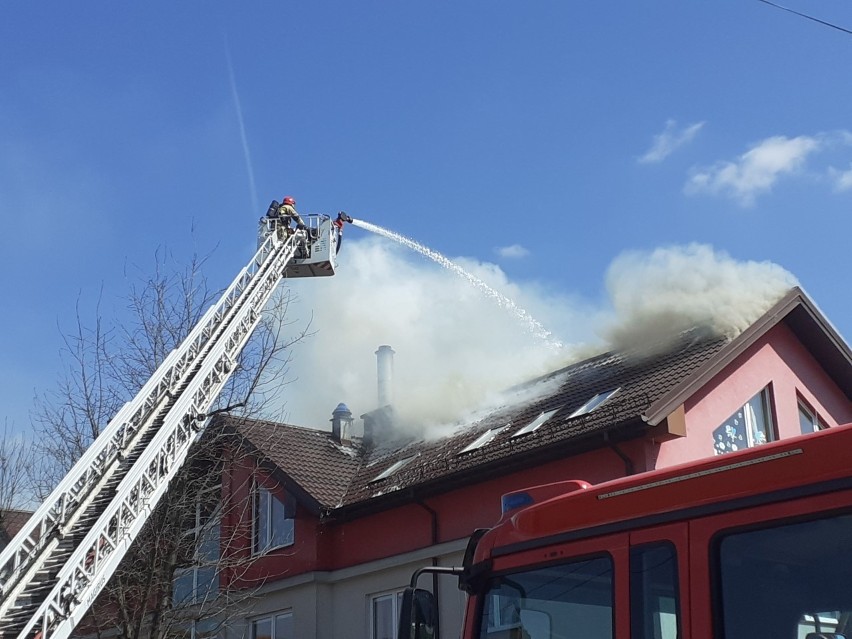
[655,323,852,468]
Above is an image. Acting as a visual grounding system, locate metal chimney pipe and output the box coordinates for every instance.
[375,345,395,407]
[330,402,353,445]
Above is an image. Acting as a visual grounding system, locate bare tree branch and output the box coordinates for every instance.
[0,419,31,544]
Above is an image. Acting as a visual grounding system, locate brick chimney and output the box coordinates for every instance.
[361,406,395,450]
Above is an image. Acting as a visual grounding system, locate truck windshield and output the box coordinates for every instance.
[477,555,613,639]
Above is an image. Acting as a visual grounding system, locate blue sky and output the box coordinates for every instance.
[2,2,851,435]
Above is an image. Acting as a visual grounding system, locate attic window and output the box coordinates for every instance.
[459,426,506,454]
[370,455,417,483]
[513,408,560,437]
[568,388,620,419]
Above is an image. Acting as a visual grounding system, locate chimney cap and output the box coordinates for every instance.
[332,402,352,417]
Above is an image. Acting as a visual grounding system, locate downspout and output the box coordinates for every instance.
[414,498,442,639]
[603,431,636,476]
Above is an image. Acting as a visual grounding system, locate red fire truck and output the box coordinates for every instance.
[400,422,852,639]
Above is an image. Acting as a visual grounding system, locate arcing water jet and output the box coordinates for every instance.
[350,219,563,350]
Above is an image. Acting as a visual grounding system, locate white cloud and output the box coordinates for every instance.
[685,135,821,206]
[639,119,705,164]
[829,163,852,192]
[495,244,529,259]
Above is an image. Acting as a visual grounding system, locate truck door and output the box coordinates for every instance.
[689,487,852,639]
[629,523,688,639]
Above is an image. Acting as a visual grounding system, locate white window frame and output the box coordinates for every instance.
[798,399,828,434]
[742,387,775,446]
[250,610,293,639]
[252,482,295,555]
[713,386,776,455]
[369,588,406,639]
[173,484,221,606]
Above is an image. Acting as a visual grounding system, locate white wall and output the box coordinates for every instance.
[223,539,468,639]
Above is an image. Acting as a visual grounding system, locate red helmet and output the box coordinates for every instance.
[282,196,296,206]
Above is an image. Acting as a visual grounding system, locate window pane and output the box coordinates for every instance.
[199,519,220,562]
[630,543,680,639]
[743,391,772,445]
[274,613,293,639]
[460,428,505,454]
[373,595,395,639]
[198,489,218,525]
[799,404,827,434]
[173,568,194,605]
[799,404,816,434]
[713,388,774,455]
[717,513,852,639]
[195,618,220,638]
[252,618,273,639]
[195,565,217,603]
[514,408,560,437]
[479,556,613,639]
[255,487,294,551]
[270,494,294,548]
[569,389,619,419]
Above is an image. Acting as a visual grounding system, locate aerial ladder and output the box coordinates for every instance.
[0,210,349,639]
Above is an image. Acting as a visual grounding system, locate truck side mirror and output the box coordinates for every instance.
[397,587,436,639]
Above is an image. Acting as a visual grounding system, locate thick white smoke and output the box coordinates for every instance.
[602,243,799,354]
[268,236,592,434]
[268,237,797,436]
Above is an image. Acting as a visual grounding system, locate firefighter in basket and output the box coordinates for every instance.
[266,196,306,242]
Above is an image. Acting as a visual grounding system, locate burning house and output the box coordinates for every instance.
[75,287,852,639]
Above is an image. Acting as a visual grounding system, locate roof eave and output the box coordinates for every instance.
[324,418,648,522]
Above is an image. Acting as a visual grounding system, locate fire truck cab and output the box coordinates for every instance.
[401,423,852,639]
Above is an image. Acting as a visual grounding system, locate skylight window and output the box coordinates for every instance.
[459,426,506,454]
[370,455,417,483]
[568,388,620,419]
[513,408,560,438]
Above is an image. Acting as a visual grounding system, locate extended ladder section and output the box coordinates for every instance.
[0,230,307,639]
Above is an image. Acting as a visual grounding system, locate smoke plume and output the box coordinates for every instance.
[602,243,798,355]
[271,237,589,434]
[271,237,797,436]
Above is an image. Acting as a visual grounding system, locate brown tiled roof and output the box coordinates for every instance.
[228,328,728,515]
[338,328,727,509]
[229,419,362,509]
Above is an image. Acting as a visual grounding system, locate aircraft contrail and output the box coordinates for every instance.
[224,36,259,215]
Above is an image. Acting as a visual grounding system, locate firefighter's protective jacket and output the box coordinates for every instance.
[277,203,305,228]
